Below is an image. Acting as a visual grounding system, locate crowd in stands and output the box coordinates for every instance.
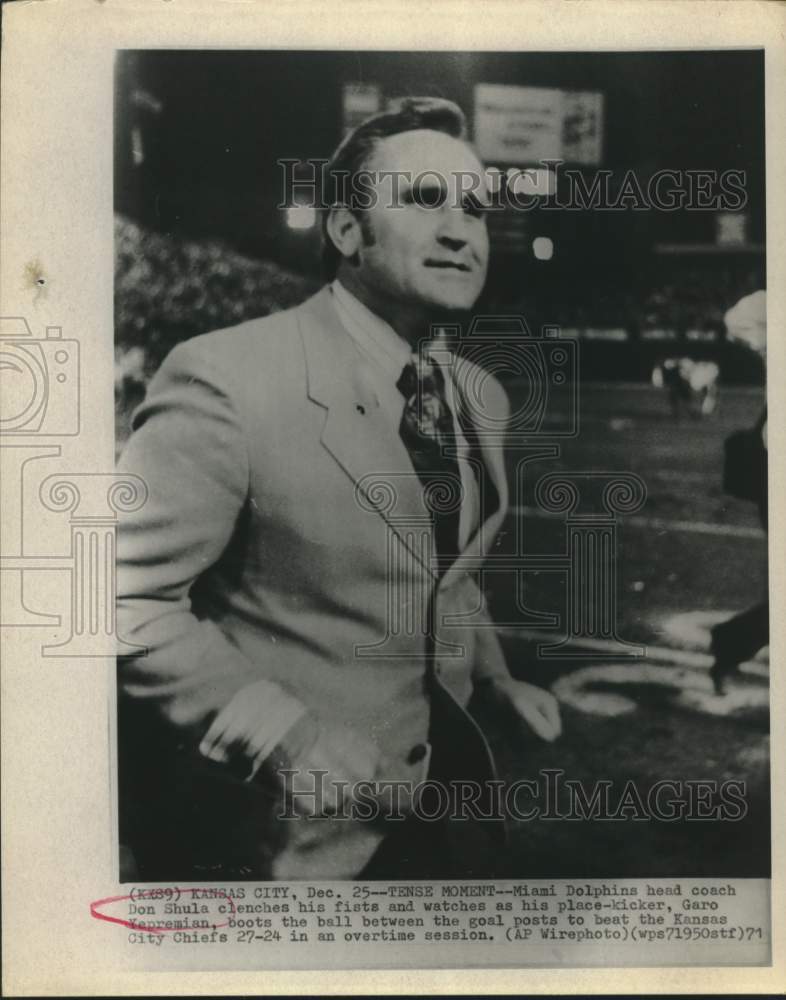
[115,216,764,439]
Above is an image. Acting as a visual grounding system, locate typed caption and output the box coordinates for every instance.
[95,878,770,969]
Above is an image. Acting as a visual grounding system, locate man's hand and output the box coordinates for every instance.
[490,677,562,742]
[265,713,383,818]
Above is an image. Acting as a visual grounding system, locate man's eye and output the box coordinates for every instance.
[462,195,488,218]
[405,185,446,209]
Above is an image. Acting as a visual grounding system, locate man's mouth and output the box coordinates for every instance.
[424,259,471,273]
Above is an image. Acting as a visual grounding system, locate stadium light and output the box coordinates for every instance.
[285,205,317,230]
[533,236,554,261]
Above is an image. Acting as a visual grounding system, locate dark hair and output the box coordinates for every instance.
[321,97,467,280]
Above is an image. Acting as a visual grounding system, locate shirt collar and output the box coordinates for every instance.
[331,279,413,380]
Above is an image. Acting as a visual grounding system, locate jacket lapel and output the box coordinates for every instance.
[297,288,437,580]
[440,368,509,588]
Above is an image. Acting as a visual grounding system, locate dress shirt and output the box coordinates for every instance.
[331,280,479,550]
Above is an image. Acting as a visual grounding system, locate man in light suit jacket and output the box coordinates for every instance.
[116,97,561,881]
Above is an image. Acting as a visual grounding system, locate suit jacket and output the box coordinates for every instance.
[116,286,512,880]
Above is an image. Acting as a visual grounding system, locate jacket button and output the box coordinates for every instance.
[407,743,428,765]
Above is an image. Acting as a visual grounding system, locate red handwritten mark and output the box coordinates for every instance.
[90,887,237,934]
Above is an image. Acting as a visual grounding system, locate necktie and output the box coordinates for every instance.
[396,355,462,569]
[397,358,505,854]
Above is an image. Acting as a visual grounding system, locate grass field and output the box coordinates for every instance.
[485,381,769,878]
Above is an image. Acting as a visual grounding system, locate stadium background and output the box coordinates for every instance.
[114,50,768,877]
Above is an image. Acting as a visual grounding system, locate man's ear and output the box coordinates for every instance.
[326,206,363,262]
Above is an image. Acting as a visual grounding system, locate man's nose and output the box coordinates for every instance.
[435,206,469,250]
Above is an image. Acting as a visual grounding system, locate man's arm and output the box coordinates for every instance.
[467,367,561,742]
[116,336,309,777]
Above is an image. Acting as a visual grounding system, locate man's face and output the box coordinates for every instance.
[350,129,490,315]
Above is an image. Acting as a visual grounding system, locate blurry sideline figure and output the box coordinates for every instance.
[710,290,768,694]
[651,357,720,418]
[115,98,561,881]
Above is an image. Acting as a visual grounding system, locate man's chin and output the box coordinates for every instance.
[420,288,481,317]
